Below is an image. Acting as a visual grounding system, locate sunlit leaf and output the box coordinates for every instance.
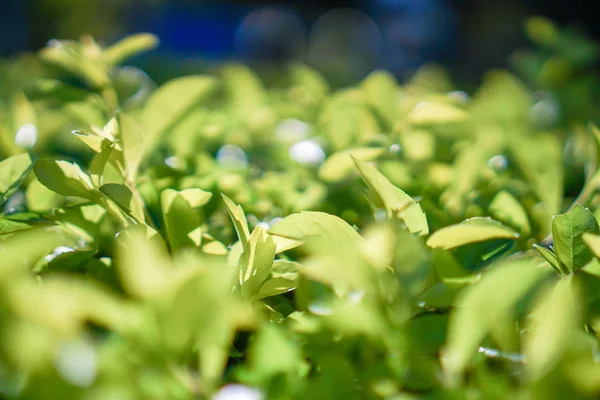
[34,159,96,200]
[353,158,428,235]
[427,218,519,250]
[103,33,159,65]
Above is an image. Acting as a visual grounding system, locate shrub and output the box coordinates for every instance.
[1,17,600,399]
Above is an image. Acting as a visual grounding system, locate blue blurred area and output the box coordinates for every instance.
[0,0,596,84]
[133,3,244,57]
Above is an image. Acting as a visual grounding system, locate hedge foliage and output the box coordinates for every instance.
[1,17,600,399]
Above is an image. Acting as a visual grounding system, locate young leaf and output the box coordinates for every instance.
[353,158,428,235]
[0,154,33,206]
[115,224,173,299]
[552,205,599,273]
[238,225,276,300]
[118,113,146,182]
[524,277,581,381]
[318,147,384,183]
[268,211,362,245]
[427,217,519,250]
[534,245,565,275]
[103,33,159,65]
[222,194,250,251]
[489,191,531,236]
[34,159,96,200]
[0,217,32,235]
[161,189,201,251]
[140,75,217,152]
[408,101,467,125]
[101,183,145,222]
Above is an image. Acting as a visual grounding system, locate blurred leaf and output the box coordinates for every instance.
[161,189,201,251]
[103,33,159,65]
[408,101,467,125]
[268,211,362,245]
[140,75,217,153]
[319,147,384,183]
[443,259,548,378]
[489,191,531,236]
[0,217,32,235]
[524,276,581,381]
[0,154,33,206]
[534,245,564,275]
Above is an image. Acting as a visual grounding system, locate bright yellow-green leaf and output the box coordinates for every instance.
[161,189,201,252]
[238,226,276,300]
[524,276,580,381]
[353,158,428,235]
[426,218,519,250]
[34,159,96,200]
[443,259,547,379]
[268,211,362,245]
[222,194,250,252]
[408,101,467,125]
[103,33,159,65]
[489,191,531,236]
[319,147,384,182]
[140,75,218,160]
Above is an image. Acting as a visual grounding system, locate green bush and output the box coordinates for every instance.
[1,17,600,399]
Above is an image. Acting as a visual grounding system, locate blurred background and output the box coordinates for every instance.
[1,0,598,87]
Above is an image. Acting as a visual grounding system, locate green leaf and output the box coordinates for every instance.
[34,159,97,200]
[161,189,201,251]
[118,113,146,182]
[268,211,362,245]
[0,217,32,235]
[534,245,564,275]
[238,225,276,300]
[103,33,159,65]
[584,233,600,260]
[222,194,250,251]
[408,101,467,125]
[552,205,599,273]
[101,183,145,222]
[524,276,580,381]
[443,259,548,379]
[0,154,33,206]
[246,324,303,383]
[360,70,398,126]
[511,134,563,216]
[176,188,212,208]
[140,75,218,154]
[115,224,173,299]
[426,217,519,250]
[489,191,531,236]
[0,229,71,279]
[353,158,428,235]
[420,278,479,309]
[318,147,384,183]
